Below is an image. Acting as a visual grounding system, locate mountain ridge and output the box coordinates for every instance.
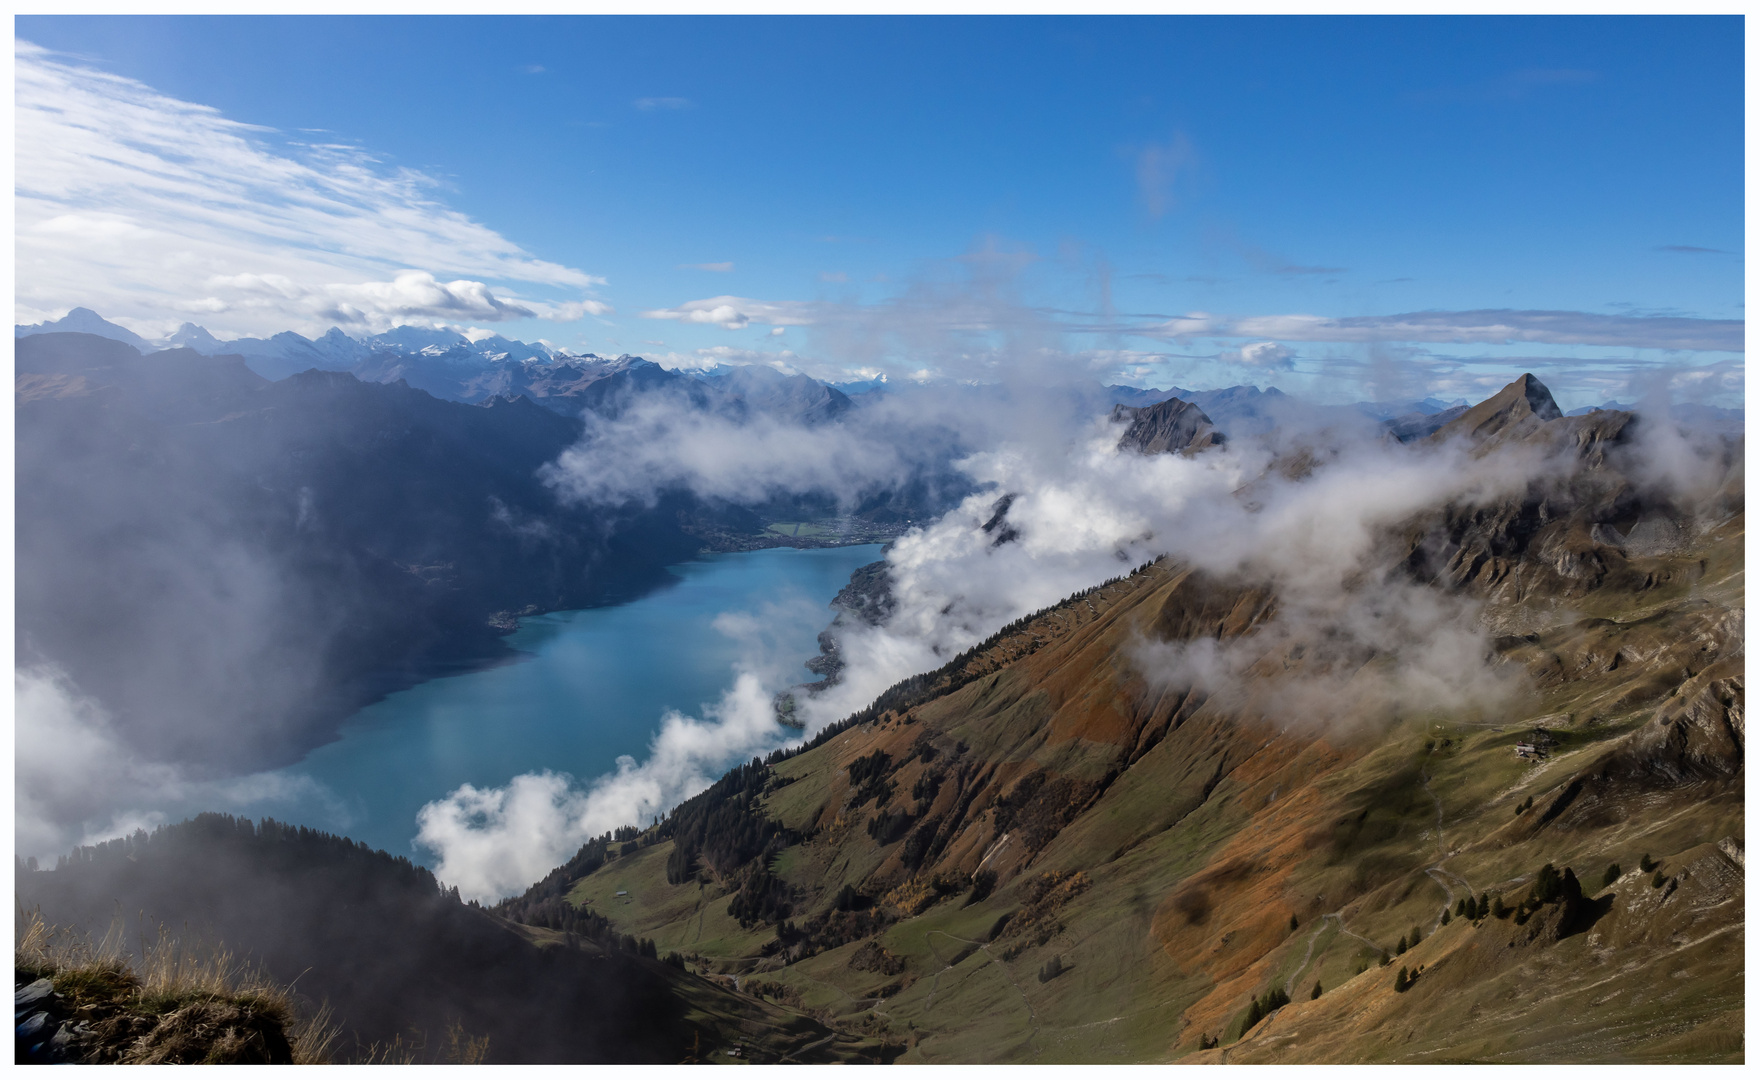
[489,373,1742,1062]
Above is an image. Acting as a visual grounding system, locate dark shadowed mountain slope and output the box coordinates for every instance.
[700,364,854,425]
[1106,384,1187,408]
[1174,384,1295,437]
[345,349,674,413]
[15,333,717,771]
[1384,404,1469,441]
[16,815,887,1064]
[350,346,854,426]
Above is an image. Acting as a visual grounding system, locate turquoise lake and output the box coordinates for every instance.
[263,544,883,862]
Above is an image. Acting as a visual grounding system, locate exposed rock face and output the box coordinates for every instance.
[1588,660,1744,787]
[830,560,898,628]
[1112,397,1224,456]
[803,559,899,688]
[1390,391,1734,605]
[1430,372,1563,444]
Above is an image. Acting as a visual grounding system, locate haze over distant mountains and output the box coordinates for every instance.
[29,307,1729,435]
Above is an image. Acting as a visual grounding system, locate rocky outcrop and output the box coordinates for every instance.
[14,975,295,1065]
[801,560,899,690]
[1112,398,1224,456]
[1590,659,1744,787]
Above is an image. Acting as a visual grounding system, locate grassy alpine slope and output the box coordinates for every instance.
[503,377,1743,1063]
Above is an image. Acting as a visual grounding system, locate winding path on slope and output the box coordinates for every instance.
[1420,756,1479,934]
[1282,909,1386,1000]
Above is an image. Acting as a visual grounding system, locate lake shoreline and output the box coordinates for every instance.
[255,544,889,862]
[294,536,895,772]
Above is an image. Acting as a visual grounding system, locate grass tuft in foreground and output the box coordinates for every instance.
[14,907,338,1065]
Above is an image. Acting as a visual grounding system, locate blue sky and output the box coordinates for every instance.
[14,15,1744,406]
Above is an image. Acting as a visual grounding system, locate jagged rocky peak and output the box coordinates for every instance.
[1435,372,1564,443]
[1111,396,1224,456]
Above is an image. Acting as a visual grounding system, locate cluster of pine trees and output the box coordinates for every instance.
[50,813,459,903]
[725,861,794,929]
[1236,987,1291,1036]
[503,896,660,959]
[847,750,896,807]
[660,758,793,885]
[497,834,615,921]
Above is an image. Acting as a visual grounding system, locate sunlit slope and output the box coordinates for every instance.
[534,394,1742,1063]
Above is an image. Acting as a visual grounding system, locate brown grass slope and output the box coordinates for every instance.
[530,377,1742,1063]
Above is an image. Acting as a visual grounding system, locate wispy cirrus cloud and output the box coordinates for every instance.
[1656,244,1735,255]
[1131,308,1743,353]
[632,285,1743,391]
[1224,309,1744,352]
[634,96,692,110]
[680,261,735,272]
[15,40,608,339]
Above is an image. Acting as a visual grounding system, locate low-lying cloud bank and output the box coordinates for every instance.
[414,379,1682,901]
[414,671,783,901]
[15,666,347,863]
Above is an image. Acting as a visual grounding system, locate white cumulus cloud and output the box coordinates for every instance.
[640,295,820,330]
[1221,341,1295,369]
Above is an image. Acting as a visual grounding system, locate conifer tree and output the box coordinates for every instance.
[1243,998,1263,1032]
